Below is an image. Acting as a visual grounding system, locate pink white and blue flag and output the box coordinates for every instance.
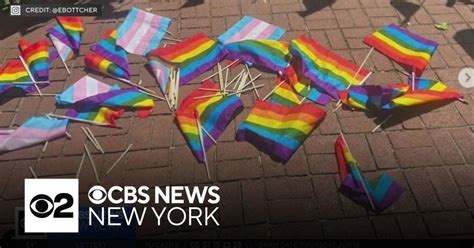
[218,16,285,45]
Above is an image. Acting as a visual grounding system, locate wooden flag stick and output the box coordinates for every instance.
[163,36,182,42]
[196,117,211,180]
[299,85,311,104]
[86,127,104,154]
[262,80,286,101]
[224,66,229,94]
[339,132,376,211]
[199,88,236,93]
[245,64,261,98]
[226,70,243,90]
[201,59,240,82]
[48,34,71,75]
[217,63,224,92]
[19,55,43,96]
[201,125,217,144]
[41,141,49,153]
[165,30,174,36]
[234,71,247,91]
[47,113,120,128]
[240,73,262,90]
[354,47,374,79]
[115,76,157,94]
[371,114,393,133]
[26,93,59,97]
[29,166,38,178]
[76,153,86,178]
[411,72,415,90]
[175,68,180,107]
[84,143,100,184]
[193,93,224,100]
[106,144,133,174]
[65,130,72,139]
[81,127,100,151]
[227,84,264,96]
[168,67,176,108]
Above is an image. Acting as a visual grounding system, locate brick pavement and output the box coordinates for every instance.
[0,0,473,239]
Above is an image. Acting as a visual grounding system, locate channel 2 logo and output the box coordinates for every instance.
[24,179,79,233]
[10,5,21,16]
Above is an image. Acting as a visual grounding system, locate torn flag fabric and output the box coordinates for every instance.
[56,16,84,53]
[47,24,75,63]
[236,100,326,163]
[91,29,130,75]
[66,106,125,127]
[363,24,438,76]
[18,39,50,81]
[338,84,410,111]
[0,60,48,95]
[150,33,227,84]
[218,15,285,45]
[225,39,290,74]
[56,75,120,105]
[290,35,370,99]
[335,136,404,212]
[176,81,243,163]
[270,78,301,107]
[0,116,68,152]
[85,51,130,80]
[116,7,171,56]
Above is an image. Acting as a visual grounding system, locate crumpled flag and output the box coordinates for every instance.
[18,39,50,82]
[66,106,125,127]
[47,24,75,63]
[338,83,410,112]
[85,51,130,80]
[218,15,285,45]
[363,24,438,76]
[290,35,370,100]
[0,116,68,152]
[270,77,301,107]
[236,100,326,163]
[91,29,130,75]
[284,60,332,106]
[56,75,120,105]
[56,16,84,53]
[0,60,48,95]
[335,136,404,212]
[381,77,463,110]
[176,81,243,163]
[116,7,171,56]
[225,39,290,74]
[147,58,170,95]
[149,33,227,84]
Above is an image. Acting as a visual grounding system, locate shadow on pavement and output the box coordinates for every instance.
[453,29,474,59]
[298,0,336,17]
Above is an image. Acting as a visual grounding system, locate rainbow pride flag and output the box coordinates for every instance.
[236,100,326,163]
[270,78,301,107]
[0,116,68,152]
[290,35,370,99]
[218,16,285,45]
[381,78,463,110]
[56,75,120,105]
[0,60,49,95]
[85,51,130,80]
[47,24,75,63]
[66,106,125,127]
[176,81,243,163]
[56,16,84,53]
[18,39,50,81]
[225,39,290,73]
[148,59,170,95]
[150,33,228,84]
[335,136,404,212]
[338,84,410,111]
[91,29,129,75]
[364,24,438,76]
[116,7,171,56]
[284,61,332,106]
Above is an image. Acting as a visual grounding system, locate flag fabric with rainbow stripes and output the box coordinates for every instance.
[85,51,130,80]
[0,116,68,152]
[91,29,129,75]
[148,59,170,95]
[338,84,410,111]
[236,100,326,163]
[176,81,243,163]
[56,16,84,53]
[335,136,404,212]
[0,60,49,95]
[225,39,290,74]
[363,24,438,76]
[290,35,370,99]
[66,106,125,127]
[150,33,228,84]
[56,75,120,105]
[47,24,75,62]
[116,7,171,56]
[218,16,285,45]
[270,78,301,107]
[19,39,50,81]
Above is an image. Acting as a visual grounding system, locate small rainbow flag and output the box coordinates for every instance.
[176,81,243,163]
[91,29,129,75]
[225,39,290,74]
[66,106,125,127]
[218,16,285,45]
[150,33,228,84]
[0,116,68,152]
[270,78,301,107]
[18,39,50,81]
[339,84,410,111]
[85,51,130,80]
[56,16,84,53]
[0,60,48,94]
[116,7,171,56]
[236,100,326,163]
[364,24,438,76]
[290,35,370,99]
[335,136,404,212]
[381,78,463,110]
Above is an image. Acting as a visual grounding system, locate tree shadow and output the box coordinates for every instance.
[298,0,336,17]
[453,29,474,59]
[446,0,474,7]
[181,0,205,8]
[390,0,421,27]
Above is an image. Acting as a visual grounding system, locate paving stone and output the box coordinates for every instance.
[388,130,432,149]
[284,148,309,176]
[265,177,313,200]
[423,211,474,236]
[404,168,443,212]
[372,216,401,239]
[268,198,317,223]
[450,165,474,187]
[396,147,443,168]
[427,167,466,210]
[312,175,344,219]
[449,128,474,164]
[396,213,429,238]
[218,158,262,181]
[308,154,338,174]
[218,181,243,227]
[241,180,267,224]
[430,129,465,165]
[366,133,399,169]
[323,218,375,239]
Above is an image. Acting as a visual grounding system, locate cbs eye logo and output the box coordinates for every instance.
[24,179,79,233]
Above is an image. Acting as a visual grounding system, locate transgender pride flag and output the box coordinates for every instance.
[218,16,285,45]
[116,7,171,56]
